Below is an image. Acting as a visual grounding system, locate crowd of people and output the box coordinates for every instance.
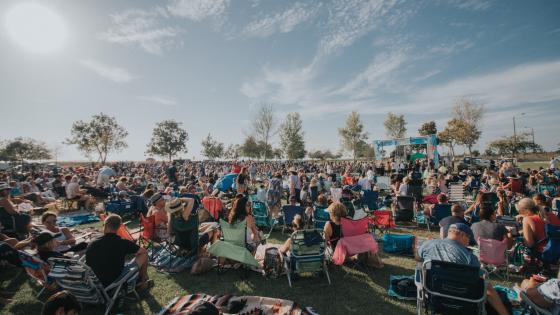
[0,155,559,314]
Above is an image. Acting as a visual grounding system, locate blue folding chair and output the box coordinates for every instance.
[281,205,305,234]
[313,206,330,230]
[361,190,379,212]
[428,204,452,230]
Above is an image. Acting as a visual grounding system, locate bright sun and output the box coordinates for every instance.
[5,3,68,54]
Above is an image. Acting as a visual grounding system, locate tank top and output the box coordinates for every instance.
[527,215,546,252]
[54,231,71,252]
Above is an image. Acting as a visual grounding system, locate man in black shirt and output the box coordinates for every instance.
[85,214,151,289]
[438,204,469,239]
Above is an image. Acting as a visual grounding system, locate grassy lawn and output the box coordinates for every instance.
[0,223,521,315]
[518,161,548,170]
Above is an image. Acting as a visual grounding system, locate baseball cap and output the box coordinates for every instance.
[449,223,475,242]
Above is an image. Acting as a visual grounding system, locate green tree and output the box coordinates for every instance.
[357,143,376,159]
[486,134,543,157]
[452,99,484,155]
[201,133,224,160]
[251,104,277,161]
[65,113,128,164]
[338,111,368,160]
[1,138,52,166]
[308,149,340,160]
[224,144,241,160]
[418,121,437,136]
[240,135,260,159]
[279,112,306,160]
[146,120,189,161]
[384,112,407,139]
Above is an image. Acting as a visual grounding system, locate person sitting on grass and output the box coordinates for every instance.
[86,214,153,291]
[416,223,510,315]
[41,290,82,315]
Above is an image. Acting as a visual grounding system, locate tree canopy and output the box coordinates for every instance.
[251,104,277,161]
[279,112,306,160]
[384,112,407,139]
[65,113,128,164]
[0,138,52,163]
[339,111,368,160]
[200,133,224,160]
[146,120,189,161]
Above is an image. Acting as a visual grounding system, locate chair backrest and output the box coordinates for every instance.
[99,213,135,241]
[372,210,395,229]
[313,206,330,229]
[282,205,305,227]
[340,217,368,237]
[48,258,107,305]
[448,183,464,202]
[202,197,222,219]
[432,204,452,222]
[542,223,560,264]
[291,229,325,256]
[422,260,485,314]
[396,196,414,211]
[478,237,508,265]
[219,219,246,248]
[140,213,156,240]
[330,188,342,202]
[361,190,379,211]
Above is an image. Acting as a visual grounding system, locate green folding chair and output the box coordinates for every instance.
[208,219,259,271]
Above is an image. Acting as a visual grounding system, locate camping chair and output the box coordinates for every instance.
[537,184,557,196]
[18,250,52,298]
[420,204,452,232]
[202,196,223,220]
[448,182,466,204]
[332,217,378,268]
[541,223,560,265]
[520,290,554,315]
[48,257,140,315]
[104,199,135,217]
[476,237,509,280]
[252,200,271,229]
[370,210,395,236]
[0,207,18,238]
[208,219,259,272]
[283,229,331,287]
[362,190,379,212]
[138,213,171,260]
[394,196,415,222]
[281,205,305,234]
[415,260,487,315]
[313,205,330,230]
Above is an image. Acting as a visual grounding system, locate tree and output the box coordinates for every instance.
[200,133,224,160]
[486,133,543,157]
[224,144,241,160]
[66,113,128,164]
[240,135,260,159]
[384,112,407,139]
[338,111,368,160]
[357,143,376,159]
[1,138,52,166]
[145,120,189,162]
[279,112,306,160]
[308,149,341,160]
[418,121,437,136]
[251,104,277,161]
[438,123,458,158]
[439,118,480,156]
[452,99,484,155]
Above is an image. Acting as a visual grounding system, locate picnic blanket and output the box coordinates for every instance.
[56,213,100,227]
[157,293,318,315]
[148,246,198,273]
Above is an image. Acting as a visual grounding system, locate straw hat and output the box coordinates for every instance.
[165,198,184,214]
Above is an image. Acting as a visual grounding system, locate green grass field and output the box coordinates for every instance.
[0,222,522,315]
[518,161,549,170]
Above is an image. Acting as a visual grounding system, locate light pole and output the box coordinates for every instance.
[524,127,535,146]
[512,113,525,158]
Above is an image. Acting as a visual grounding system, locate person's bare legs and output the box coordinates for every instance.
[134,247,150,284]
[486,284,510,315]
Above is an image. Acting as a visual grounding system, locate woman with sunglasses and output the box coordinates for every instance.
[40,212,87,253]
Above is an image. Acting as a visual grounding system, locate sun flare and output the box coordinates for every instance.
[5,2,68,54]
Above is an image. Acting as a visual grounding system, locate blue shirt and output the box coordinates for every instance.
[417,238,480,268]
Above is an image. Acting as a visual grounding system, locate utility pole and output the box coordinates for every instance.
[513,116,517,158]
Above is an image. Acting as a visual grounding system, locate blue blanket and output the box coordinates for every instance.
[57,214,100,227]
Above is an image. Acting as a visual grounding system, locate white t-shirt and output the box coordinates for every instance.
[358,177,371,190]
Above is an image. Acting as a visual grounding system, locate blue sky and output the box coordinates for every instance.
[1,0,559,161]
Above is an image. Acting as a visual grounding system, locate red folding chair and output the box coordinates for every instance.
[370,210,395,235]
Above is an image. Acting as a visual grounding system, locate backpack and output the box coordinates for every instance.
[263,247,283,278]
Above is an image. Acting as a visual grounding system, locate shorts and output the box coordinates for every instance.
[117,260,139,280]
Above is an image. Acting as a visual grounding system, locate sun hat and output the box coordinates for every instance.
[0,183,10,191]
[149,192,163,205]
[165,198,184,214]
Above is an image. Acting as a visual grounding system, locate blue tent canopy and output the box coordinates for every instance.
[215,173,238,192]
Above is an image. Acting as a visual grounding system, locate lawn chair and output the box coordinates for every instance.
[370,210,395,236]
[283,229,331,287]
[520,290,554,315]
[252,200,271,229]
[202,196,223,220]
[395,196,415,222]
[281,205,305,234]
[421,204,452,232]
[541,223,560,265]
[361,190,379,212]
[477,237,509,280]
[415,260,487,315]
[537,184,557,196]
[313,205,330,230]
[18,250,52,298]
[332,217,378,266]
[448,182,465,203]
[0,207,18,238]
[104,199,135,217]
[48,257,140,315]
[208,219,259,272]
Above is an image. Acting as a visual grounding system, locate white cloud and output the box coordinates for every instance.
[80,59,132,83]
[442,0,492,11]
[243,2,318,38]
[167,0,229,21]
[429,39,474,56]
[137,95,177,106]
[100,8,181,55]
